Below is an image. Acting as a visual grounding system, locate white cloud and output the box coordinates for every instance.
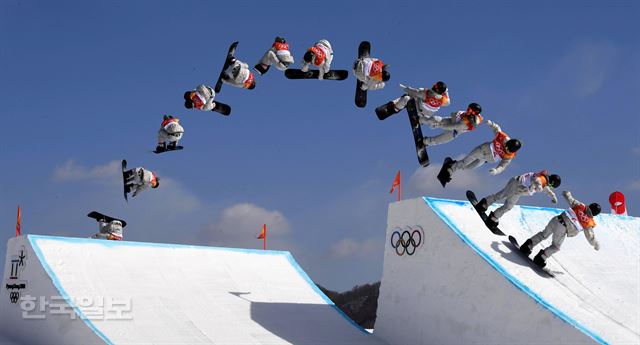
[548,41,617,98]
[329,237,381,259]
[53,159,121,185]
[200,203,290,249]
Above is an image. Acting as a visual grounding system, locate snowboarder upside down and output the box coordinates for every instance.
[301,39,334,80]
[254,36,294,75]
[519,191,601,267]
[184,84,216,111]
[222,57,256,89]
[477,170,561,228]
[156,115,184,152]
[91,218,124,241]
[353,56,390,91]
[422,102,483,147]
[125,167,159,197]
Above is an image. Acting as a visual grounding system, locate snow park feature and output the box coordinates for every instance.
[0,235,383,345]
[374,197,639,345]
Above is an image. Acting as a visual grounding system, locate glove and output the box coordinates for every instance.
[562,190,570,198]
[594,241,600,251]
[489,168,498,175]
[486,120,493,126]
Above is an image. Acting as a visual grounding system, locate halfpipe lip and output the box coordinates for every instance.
[422,197,608,345]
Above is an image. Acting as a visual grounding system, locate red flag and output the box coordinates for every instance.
[16,205,21,237]
[389,170,401,201]
[257,224,267,250]
[257,224,266,239]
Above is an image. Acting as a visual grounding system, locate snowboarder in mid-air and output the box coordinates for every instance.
[88,212,125,241]
[376,81,450,120]
[183,85,231,115]
[437,120,521,187]
[353,53,390,91]
[300,39,334,79]
[422,102,484,147]
[476,170,561,228]
[222,57,256,89]
[254,36,294,75]
[155,115,184,153]
[519,191,601,267]
[124,166,160,198]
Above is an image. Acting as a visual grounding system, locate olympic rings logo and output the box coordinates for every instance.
[390,226,423,256]
[9,292,20,304]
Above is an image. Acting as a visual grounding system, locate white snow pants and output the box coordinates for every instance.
[451,143,493,172]
[528,215,567,258]
[484,176,525,219]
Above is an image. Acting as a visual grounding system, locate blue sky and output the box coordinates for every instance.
[1,0,638,291]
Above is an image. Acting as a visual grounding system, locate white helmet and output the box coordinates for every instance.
[318,39,331,50]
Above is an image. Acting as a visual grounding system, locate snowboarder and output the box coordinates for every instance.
[254,36,294,75]
[442,120,521,180]
[300,39,334,80]
[376,81,450,120]
[125,166,159,198]
[476,170,561,228]
[90,216,124,241]
[422,102,484,147]
[519,191,601,267]
[222,57,256,89]
[156,115,184,152]
[353,55,390,91]
[184,84,216,111]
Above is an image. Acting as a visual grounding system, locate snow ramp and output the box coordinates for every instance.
[374,197,639,345]
[1,235,384,345]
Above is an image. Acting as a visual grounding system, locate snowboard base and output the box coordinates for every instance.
[507,236,554,277]
[87,211,127,228]
[212,101,231,116]
[375,102,398,121]
[407,99,429,167]
[214,41,239,93]
[121,160,129,202]
[354,41,370,108]
[285,69,349,80]
[153,145,184,154]
[437,157,454,187]
[466,190,505,236]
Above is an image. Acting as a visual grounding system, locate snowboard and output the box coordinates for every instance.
[466,190,505,236]
[214,41,239,93]
[212,101,231,116]
[507,236,554,277]
[87,211,127,228]
[121,160,131,202]
[406,99,429,167]
[436,157,455,188]
[284,68,349,80]
[354,41,370,108]
[375,101,398,121]
[153,145,184,154]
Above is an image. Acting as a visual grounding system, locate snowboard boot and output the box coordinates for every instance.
[167,142,177,150]
[253,63,270,75]
[533,249,547,268]
[519,239,533,256]
[475,198,489,213]
[155,143,166,152]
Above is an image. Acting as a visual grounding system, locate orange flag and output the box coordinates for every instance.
[257,224,267,250]
[16,205,21,237]
[257,224,266,239]
[389,170,401,201]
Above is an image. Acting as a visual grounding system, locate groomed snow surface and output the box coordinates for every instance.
[375,197,639,345]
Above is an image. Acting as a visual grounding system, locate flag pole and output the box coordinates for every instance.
[263,224,267,250]
[398,171,401,201]
[16,205,21,237]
